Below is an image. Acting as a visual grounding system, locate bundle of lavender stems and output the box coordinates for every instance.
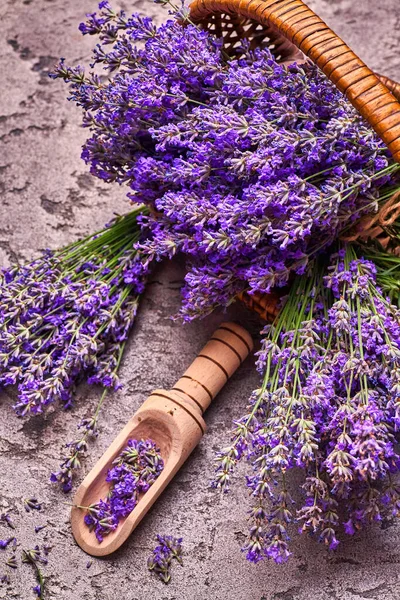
[2,0,400,564]
[1,207,149,491]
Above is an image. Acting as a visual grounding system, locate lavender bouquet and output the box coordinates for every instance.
[52,2,400,322]
[215,244,400,562]
[0,206,150,489]
[3,0,400,565]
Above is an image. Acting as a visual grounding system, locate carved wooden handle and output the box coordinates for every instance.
[189,0,400,162]
[171,322,253,413]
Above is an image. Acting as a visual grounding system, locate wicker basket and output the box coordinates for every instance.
[188,0,400,322]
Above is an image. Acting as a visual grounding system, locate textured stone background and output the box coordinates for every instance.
[1,0,400,599]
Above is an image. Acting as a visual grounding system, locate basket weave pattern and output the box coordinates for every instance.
[190,0,400,162]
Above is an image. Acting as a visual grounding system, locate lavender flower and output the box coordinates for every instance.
[52,5,400,321]
[34,526,47,534]
[24,499,41,513]
[0,513,15,530]
[82,439,164,542]
[51,388,112,492]
[147,534,183,583]
[6,555,17,569]
[215,244,400,562]
[43,1,400,564]
[6,538,18,571]
[83,500,117,543]
[22,546,46,600]
[0,207,150,488]
[0,207,148,418]
[22,547,48,566]
[0,538,14,550]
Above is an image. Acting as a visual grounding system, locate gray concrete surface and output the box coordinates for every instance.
[1,0,400,598]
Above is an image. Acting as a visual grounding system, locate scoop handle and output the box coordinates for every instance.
[171,322,253,414]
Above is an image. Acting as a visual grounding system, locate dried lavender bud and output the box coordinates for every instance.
[158,534,183,566]
[6,556,17,569]
[0,538,14,550]
[148,534,183,583]
[83,439,164,542]
[34,526,47,534]
[86,560,92,569]
[0,513,15,530]
[22,547,47,566]
[24,499,41,513]
[83,500,117,543]
[1,574,10,584]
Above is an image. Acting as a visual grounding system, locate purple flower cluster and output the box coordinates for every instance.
[52,3,400,321]
[22,546,48,567]
[147,534,183,583]
[84,438,164,542]
[215,244,400,563]
[0,208,148,417]
[51,410,103,492]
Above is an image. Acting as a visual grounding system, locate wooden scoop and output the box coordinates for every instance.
[71,322,253,556]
